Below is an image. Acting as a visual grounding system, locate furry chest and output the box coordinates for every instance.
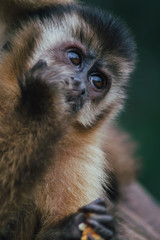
[34,144,106,223]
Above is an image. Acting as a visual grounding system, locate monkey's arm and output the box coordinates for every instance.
[0,60,75,228]
[0,198,115,240]
[35,199,115,240]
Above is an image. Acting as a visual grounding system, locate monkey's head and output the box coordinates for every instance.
[2,4,136,128]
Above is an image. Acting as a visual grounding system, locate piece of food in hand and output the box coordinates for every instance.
[79,223,104,240]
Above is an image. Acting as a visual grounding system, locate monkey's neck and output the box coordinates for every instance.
[34,127,108,224]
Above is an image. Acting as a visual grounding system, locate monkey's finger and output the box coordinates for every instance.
[79,204,107,214]
[90,198,107,207]
[31,59,48,72]
[86,219,113,239]
[88,215,113,225]
[24,59,48,86]
[65,213,85,239]
[73,212,86,224]
[87,233,95,240]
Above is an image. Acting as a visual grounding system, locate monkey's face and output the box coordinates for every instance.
[3,5,135,128]
[27,5,135,128]
[41,40,113,117]
[43,41,113,125]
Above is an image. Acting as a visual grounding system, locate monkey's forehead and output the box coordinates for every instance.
[22,4,135,62]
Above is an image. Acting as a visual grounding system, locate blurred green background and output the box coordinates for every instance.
[86,0,160,202]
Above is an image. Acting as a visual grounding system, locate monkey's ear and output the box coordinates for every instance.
[0,0,76,48]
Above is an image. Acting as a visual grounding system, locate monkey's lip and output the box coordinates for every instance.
[67,92,86,102]
[66,88,86,100]
[67,93,86,113]
[71,89,85,97]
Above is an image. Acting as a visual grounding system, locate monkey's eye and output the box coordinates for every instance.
[67,51,82,67]
[89,74,106,90]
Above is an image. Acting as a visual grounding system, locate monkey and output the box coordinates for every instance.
[0,0,137,239]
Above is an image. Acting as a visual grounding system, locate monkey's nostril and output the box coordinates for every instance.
[73,77,81,87]
[81,88,85,95]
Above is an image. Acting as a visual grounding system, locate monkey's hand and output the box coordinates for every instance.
[79,199,115,240]
[62,199,115,240]
[19,59,85,118]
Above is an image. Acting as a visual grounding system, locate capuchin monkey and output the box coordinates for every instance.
[0,0,136,239]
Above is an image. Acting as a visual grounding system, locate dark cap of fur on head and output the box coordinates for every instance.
[14,3,135,63]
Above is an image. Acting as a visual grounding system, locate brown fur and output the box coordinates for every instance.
[34,124,108,225]
[0,22,75,228]
[0,1,140,240]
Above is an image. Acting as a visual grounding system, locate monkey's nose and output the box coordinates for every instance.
[73,78,86,96]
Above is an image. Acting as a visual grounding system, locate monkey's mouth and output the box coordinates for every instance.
[66,93,87,113]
